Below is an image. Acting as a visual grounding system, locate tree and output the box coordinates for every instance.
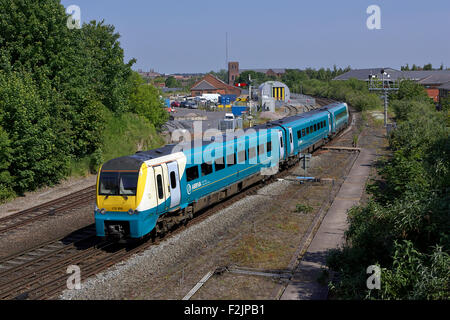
[209,69,228,83]
[165,76,179,88]
[401,64,410,71]
[423,63,433,71]
[128,72,168,129]
[396,80,429,101]
[0,126,14,201]
[0,72,70,193]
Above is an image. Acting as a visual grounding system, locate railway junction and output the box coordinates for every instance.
[0,96,389,300]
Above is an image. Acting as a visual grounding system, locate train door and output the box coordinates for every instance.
[153,165,170,214]
[278,131,285,160]
[167,161,181,208]
[288,127,294,155]
[328,113,332,133]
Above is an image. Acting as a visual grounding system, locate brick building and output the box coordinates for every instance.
[190,74,241,97]
[228,62,239,84]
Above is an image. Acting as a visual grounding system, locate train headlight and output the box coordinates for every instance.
[128,209,135,215]
[100,208,106,215]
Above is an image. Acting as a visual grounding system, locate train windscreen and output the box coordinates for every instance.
[99,171,138,196]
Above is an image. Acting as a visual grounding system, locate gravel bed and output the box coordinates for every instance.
[60,179,292,300]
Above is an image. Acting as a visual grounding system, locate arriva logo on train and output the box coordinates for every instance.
[187,182,201,195]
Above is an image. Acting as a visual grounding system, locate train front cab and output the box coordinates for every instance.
[95,157,185,240]
[95,163,151,240]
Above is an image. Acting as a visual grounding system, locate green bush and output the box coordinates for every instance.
[128,72,168,128]
[326,92,450,299]
[300,78,382,111]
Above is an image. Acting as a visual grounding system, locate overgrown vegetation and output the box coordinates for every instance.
[325,79,450,299]
[0,0,167,202]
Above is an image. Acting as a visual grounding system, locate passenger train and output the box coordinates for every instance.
[95,102,349,240]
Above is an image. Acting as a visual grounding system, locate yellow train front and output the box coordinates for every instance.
[94,149,186,241]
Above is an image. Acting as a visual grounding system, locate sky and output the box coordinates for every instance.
[60,0,450,74]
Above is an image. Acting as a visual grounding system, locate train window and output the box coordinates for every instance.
[186,166,199,182]
[280,136,284,148]
[156,174,163,199]
[215,157,225,171]
[289,132,293,143]
[302,128,306,136]
[226,153,236,166]
[310,125,313,133]
[314,124,317,131]
[119,172,138,196]
[306,127,309,134]
[249,147,256,159]
[267,141,272,153]
[201,162,213,176]
[258,144,265,155]
[238,150,246,163]
[99,172,119,195]
[170,171,177,189]
[297,130,301,139]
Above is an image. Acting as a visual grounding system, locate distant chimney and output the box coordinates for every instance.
[228,62,239,85]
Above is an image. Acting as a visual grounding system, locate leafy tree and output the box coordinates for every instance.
[0,72,70,193]
[165,76,179,88]
[128,72,168,128]
[209,69,228,83]
[395,80,429,101]
[0,126,14,201]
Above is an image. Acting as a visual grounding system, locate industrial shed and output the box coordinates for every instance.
[258,81,291,102]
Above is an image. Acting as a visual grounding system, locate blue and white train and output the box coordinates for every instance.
[94,102,349,240]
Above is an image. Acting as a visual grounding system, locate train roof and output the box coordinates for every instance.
[101,102,344,171]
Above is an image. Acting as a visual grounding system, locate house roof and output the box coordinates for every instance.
[415,72,450,85]
[240,68,287,75]
[191,80,216,90]
[439,81,450,90]
[190,74,241,93]
[333,68,402,81]
[334,68,450,85]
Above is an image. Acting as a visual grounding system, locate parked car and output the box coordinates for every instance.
[171,101,180,108]
[186,101,198,109]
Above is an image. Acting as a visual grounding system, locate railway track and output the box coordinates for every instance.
[0,185,96,235]
[0,98,352,300]
[315,97,336,107]
[0,148,317,300]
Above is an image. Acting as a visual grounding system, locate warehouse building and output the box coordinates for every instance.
[258,81,291,102]
[334,68,450,102]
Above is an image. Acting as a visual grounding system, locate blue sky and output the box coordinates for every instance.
[60,0,450,74]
